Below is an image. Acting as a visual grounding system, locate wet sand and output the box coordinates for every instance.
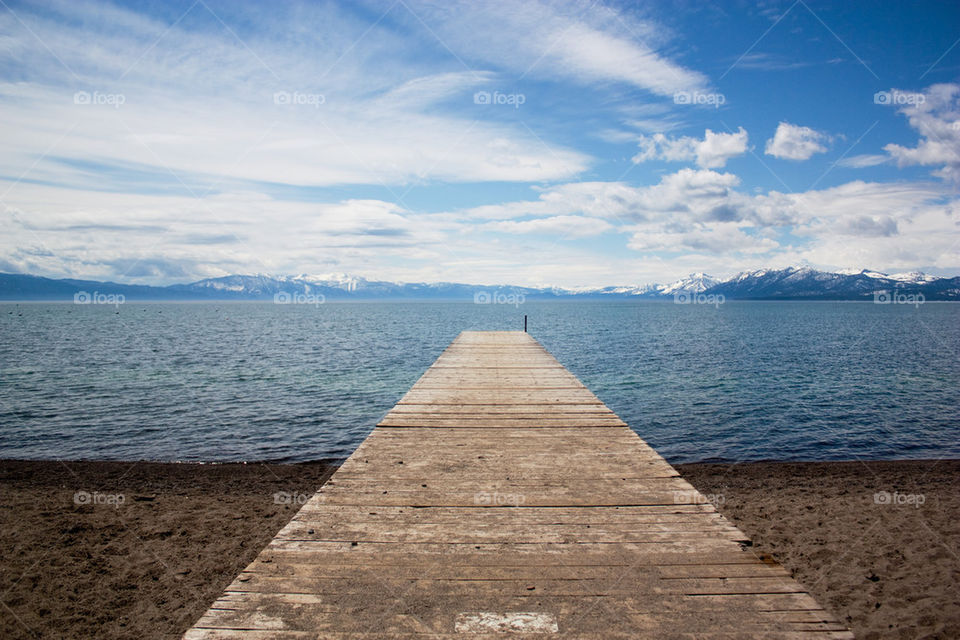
[0,458,957,639]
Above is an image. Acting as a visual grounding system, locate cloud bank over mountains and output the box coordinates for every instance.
[0,1,958,287]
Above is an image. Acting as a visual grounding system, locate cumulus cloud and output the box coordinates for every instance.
[697,129,751,168]
[456,171,959,269]
[463,169,749,224]
[764,122,829,160]
[633,128,749,169]
[882,83,960,182]
[460,169,776,257]
[749,180,959,270]
[471,169,776,257]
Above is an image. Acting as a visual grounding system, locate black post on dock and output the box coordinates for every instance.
[524,315,527,332]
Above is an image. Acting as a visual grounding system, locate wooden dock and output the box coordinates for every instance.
[185,331,852,638]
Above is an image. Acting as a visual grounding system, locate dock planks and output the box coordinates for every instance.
[185,331,852,638]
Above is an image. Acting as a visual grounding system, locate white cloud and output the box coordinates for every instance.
[633,128,748,169]
[483,216,613,238]
[882,83,960,181]
[698,129,751,168]
[621,104,684,134]
[751,180,959,270]
[633,133,697,164]
[838,154,888,168]
[0,185,453,283]
[4,172,957,287]
[0,3,591,191]
[463,170,748,223]
[460,169,773,258]
[456,171,960,273]
[731,53,812,71]
[2,2,957,288]
[764,122,829,160]
[627,223,779,255]
[546,21,705,97]
[397,0,709,97]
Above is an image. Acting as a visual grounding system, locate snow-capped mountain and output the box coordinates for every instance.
[658,272,721,296]
[174,266,960,301]
[183,274,371,297]
[588,283,661,296]
[177,274,569,301]
[1,267,958,300]
[886,271,938,284]
[707,266,958,300]
[838,268,937,284]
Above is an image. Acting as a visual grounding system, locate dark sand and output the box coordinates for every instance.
[677,460,960,640]
[0,459,957,639]
[0,460,335,639]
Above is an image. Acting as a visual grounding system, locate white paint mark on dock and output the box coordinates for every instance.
[455,611,559,633]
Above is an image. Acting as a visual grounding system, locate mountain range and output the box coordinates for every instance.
[1,267,958,301]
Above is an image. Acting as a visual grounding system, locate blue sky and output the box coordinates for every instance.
[1,0,958,286]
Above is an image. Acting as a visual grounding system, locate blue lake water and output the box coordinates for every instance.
[0,301,957,464]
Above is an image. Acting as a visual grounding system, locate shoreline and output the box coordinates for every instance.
[1,458,957,639]
[2,455,954,465]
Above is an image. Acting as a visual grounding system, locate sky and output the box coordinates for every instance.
[1,0,959,287]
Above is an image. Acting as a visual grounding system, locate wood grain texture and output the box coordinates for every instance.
[183,331,851,638]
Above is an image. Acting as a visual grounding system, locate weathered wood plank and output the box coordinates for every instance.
[183,331,851,639]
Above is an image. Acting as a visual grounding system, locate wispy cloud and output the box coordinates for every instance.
[483,215,613,238]
[728,52,814,71]
[0,1,593,192]
[837,154,888,168]
[1,1,958,287]
[391,0,710,96]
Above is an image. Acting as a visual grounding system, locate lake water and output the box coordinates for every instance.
[1,301,957,464]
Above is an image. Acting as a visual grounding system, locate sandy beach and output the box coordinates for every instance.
[0,460,336,639]
[677,460,960,640]
[0,458,957,639]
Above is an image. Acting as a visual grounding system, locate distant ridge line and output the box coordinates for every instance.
[1,266,959,301]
